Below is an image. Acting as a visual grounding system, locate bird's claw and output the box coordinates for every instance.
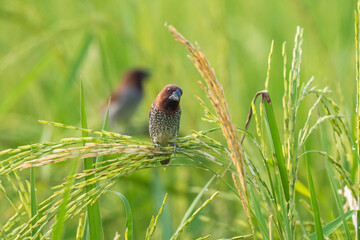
[154,143,161,149]
[168,142,179,155]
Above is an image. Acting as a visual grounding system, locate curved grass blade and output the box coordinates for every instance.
[108,191,133,240]
[308,210,356,240]
[262,92,290,203]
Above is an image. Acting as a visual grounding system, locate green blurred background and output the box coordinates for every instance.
[0,0,357,238]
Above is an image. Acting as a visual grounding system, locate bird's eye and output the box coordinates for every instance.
[167,88,171,93]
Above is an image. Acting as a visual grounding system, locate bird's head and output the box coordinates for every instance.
[154,84,183,113]
[123,69,150,89]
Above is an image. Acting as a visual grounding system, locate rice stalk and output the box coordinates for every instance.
[167,24,252,231]
[170,191,219,240]
[0,121,231,239]
[145,193,168,240]
[75,214,85,240]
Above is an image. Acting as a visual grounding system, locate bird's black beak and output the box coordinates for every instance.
[169,89,182,102]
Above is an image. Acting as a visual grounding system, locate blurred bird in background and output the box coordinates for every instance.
[149,84,183,165]
[102,69,150,128]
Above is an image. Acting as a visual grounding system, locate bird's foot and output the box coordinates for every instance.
[154,143,161,149]
[168,142,179,156]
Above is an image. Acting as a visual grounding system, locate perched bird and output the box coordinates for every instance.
[149,84,183,165]
[103,69,150,126]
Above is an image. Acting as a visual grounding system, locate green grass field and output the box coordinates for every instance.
[0,0,359,239]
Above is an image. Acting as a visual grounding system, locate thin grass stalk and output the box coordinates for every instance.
[196,235,211,240]
[260,40,274,159]
[178,176,215,228]
[170,191,219,240]
[326,163,352,239]
[276,176,290,239]
[306,157,324,240]
[250,189,269,239]
[356,3,360,239]
[356,5,360,155]
[320,114,352,239]
[269,216,273,240]
[96,99,111,165]
[80,80,104,240]
[285,26,303,188]
[30,167,39,239]
[76,214,85,240]
[145,193,168,240]
[14,171,30,212]
[167,25,253,232]
[264,40,274,91]
[52,157,79,240]
[286,27,305,238]
[64,34,93,90]
[282,41,290,168]
[358,210,360,240]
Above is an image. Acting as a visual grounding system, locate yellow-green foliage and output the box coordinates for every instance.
[0,0,358,239]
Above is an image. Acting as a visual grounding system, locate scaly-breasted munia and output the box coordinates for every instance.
[103,69,150,126]
[149,84,183,165]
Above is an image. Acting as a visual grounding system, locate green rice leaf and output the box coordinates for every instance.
[307,210,356,240]
[263,93,290,202]
[108,191,133,240]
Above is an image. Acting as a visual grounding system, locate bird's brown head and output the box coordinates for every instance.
[122,69,150,90]
[153,84,183,113]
